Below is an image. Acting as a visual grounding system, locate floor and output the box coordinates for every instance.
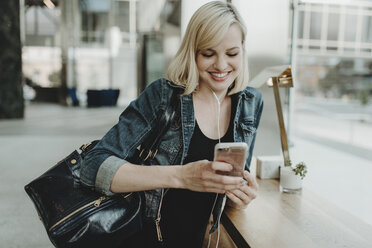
[0,102,371,248]
[0,103,123,248]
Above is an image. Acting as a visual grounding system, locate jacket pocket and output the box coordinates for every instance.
[239,118,256,143]
[156,127,182,165]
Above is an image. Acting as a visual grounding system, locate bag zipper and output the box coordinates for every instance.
[155,188,164,242]
[49,196,106,231]
[48,193,133,232]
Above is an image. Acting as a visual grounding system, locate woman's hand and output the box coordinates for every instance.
[179,160,244,194]
[226,170,258,209]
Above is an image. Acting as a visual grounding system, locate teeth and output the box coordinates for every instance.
[211,72,228,78]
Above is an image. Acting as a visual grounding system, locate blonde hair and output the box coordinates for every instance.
[167,1,248,95]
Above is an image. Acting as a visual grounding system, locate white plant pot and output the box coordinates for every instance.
[280,166,303,194]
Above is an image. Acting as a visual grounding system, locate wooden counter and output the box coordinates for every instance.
[222,179,372,248]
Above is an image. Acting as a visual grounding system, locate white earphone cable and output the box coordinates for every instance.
[208,88,224,248]
[211,90,222,143]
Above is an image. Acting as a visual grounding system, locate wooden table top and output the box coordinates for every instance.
[222,178,372,248]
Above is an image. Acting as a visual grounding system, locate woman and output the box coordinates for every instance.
[81,1,263,247]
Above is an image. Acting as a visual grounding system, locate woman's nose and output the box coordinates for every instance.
[213,56,228,71]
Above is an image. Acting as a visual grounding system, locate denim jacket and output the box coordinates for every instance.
[80,78,263,234]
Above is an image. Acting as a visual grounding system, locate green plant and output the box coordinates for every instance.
[284,159,292,167]
[292,162,307,179]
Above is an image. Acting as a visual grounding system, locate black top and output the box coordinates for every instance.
[160,100,236,248]
[123,98,237,248]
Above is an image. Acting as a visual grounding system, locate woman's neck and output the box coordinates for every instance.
[194,85,228,104]
[192,86,232,140]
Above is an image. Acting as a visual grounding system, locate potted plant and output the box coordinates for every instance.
[280,160,307,193]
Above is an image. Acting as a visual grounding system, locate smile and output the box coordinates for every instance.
[211,72,228,78]
[209,71,231,81]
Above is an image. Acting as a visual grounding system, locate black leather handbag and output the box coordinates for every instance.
[25,91,179,248]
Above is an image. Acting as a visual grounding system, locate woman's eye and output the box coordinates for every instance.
[227,53,238,57]
[202,53,213,58]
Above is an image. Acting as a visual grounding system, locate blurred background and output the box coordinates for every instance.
[0,0,371,247]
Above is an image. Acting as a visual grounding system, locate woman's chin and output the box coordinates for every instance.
[209,79,234,92]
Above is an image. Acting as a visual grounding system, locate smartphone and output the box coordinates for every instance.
[214,142,248,177]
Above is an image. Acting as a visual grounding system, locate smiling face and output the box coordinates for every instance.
[196,23,243,95]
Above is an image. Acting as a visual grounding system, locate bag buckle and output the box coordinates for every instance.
[80,142,92,152]
[139,149,158,161]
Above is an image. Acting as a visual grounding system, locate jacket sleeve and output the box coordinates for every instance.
[80,79,166,195]
[246,91,264,171]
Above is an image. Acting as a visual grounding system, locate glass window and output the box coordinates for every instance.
[309,11,322,40]
[344,14,357,42]
[327,13,339,41]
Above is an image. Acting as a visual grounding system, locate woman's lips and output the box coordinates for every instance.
[209,71,231,81]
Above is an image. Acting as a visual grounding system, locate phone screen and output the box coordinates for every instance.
[214,143,247,177]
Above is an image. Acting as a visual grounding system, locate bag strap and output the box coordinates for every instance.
[80,89,180,163]
[138,89,180,162]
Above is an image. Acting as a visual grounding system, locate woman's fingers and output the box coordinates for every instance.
[226,191,246,209]
[243,170,259,191]
[199,173,242,193]
[203,178,244,193]
[209,173,244,185]
[210,161,233,172]
[181,160,244,193]
[201,161,243,186]
[226,170,259,208]
[226,189,251,209]
[228,186,256,204]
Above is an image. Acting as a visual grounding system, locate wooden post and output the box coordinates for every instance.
[271,77,290,166]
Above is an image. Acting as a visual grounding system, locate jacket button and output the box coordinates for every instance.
[71,159,77,164]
